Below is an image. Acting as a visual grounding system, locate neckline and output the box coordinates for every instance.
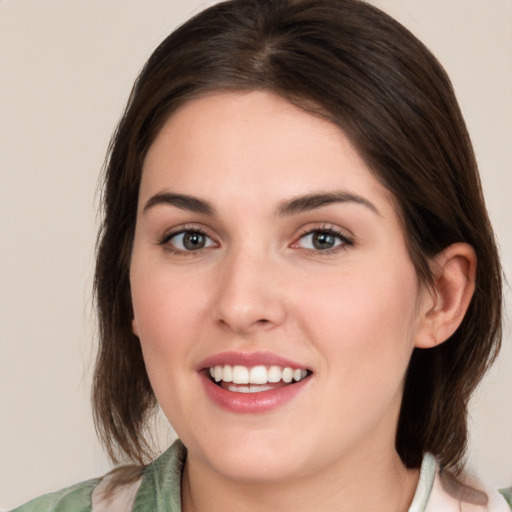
[132,442,437,512]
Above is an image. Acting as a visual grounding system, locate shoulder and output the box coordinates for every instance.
[410,453,511,512]
[8,479,99,512]
[427,467,511,512]
[499,488,512,510]
[129,439,186,511]
[92,439,186,512]
[9,440,186,512]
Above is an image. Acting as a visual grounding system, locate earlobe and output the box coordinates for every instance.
[415,243,477,349]
[132,318,139,337]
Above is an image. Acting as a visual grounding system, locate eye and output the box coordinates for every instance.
[295,228,352,252]
[163,230,216,252]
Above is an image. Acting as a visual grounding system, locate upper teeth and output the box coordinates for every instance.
[209,365,308,384]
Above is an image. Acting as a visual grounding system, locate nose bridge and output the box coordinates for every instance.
[212,244,286,333]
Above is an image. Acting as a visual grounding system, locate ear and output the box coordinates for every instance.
[415,243,477,349]
[132,318,139,337]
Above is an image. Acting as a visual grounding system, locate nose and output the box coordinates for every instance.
[211,248,287,334]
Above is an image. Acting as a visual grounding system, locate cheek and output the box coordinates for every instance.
[130,260,208,372]
[298,255,420,381]
[130,262,211,425]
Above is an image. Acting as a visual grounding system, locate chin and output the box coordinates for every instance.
[184,428,314,483]
[210,450,308,483]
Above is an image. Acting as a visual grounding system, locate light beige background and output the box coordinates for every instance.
[1,0,510,509]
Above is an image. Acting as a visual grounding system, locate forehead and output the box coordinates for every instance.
[140,90,394,215]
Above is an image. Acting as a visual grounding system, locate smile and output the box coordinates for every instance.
[209,364,309,393]
[199,352,313,412]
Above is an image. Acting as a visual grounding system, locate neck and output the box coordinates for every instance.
[181,446,419,512]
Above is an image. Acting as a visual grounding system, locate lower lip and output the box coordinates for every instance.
[200,373,311,413]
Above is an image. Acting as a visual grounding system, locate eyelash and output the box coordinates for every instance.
[158,226,216,257]
[158,224,354,256]
[292,225,354,256]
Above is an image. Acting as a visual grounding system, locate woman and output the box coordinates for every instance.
[11,0,510,511]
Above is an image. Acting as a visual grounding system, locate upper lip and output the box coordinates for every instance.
[198,351,310,371]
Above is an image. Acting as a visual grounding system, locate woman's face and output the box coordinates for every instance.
[130,91,430,482]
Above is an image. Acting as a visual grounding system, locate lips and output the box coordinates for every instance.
[198,351,312,413]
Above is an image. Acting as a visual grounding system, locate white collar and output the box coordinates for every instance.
[408,453,510,512]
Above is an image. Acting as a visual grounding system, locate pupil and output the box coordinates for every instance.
[183,232,205,250]
[313,232,335,250]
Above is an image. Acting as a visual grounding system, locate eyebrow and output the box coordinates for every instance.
[143,192,215,215]
[142,190,380,217]
[276,191,380,217]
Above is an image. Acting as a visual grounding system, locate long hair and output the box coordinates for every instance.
[93,0,502,474]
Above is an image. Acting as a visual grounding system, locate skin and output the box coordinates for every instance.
[130,90,476,512]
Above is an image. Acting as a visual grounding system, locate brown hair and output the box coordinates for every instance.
[93,0,502,474]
